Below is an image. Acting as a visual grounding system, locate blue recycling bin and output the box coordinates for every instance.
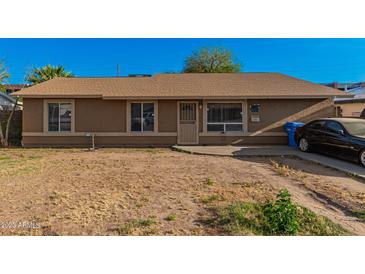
[284,122,305,147]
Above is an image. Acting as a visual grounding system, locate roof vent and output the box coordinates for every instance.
[128,74,152,78]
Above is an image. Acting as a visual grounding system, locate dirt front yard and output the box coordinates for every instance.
[0,148,365,235]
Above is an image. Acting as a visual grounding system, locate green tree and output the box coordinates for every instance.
[0,61,18,147]
[0,61,10,92]
[183,47,241,73]
[26,64,74,84]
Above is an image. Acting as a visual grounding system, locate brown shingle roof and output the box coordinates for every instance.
[12,73,349,99]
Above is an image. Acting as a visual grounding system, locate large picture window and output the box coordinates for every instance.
[48,102,72,132]
[131,102,155,132]
[207,103,243,132]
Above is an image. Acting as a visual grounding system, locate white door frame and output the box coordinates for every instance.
[177,101,199,145]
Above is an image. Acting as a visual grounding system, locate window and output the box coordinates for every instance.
[342,120,365,135]
[180,103,196,121]
[325,121,344,134]
[207,103,243,132]
[307,120,325,130]
[48,102,72,132]
[131,102,155,132]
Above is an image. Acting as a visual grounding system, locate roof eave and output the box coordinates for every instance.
[15,94,341,99]
[11,94,103,99]
[102,95,340,100]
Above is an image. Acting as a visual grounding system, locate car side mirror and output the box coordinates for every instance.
[337,129,345,135]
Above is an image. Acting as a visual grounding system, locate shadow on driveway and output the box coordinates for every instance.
[231,154,352,180]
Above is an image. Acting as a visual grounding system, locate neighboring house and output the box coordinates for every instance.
[334,96,365,117]
[4,84,30,95]
[0,92,22,111]
[325,82,365,117]
[0,84,28,110]
[325,82,365,92]
[13,73,348,147]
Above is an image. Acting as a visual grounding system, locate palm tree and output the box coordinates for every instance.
[26,65,74,84]
[0,61,10,92]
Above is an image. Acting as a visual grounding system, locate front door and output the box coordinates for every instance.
[178,102,199,145]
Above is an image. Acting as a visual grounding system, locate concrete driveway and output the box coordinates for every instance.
[173,145,365,180]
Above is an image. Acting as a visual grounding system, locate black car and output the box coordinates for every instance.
[294,118,365,167]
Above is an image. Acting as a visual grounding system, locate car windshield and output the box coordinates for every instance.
[341,120,365,136]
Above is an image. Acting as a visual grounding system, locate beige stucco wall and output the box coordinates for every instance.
[22,135,283,147]
[247,98,331,132]
[22,98,43,132]
[199,136,287,145]
[22,98,128,133]
[158,100,177,132]
[157,99,203,132]
[21,97,335,147]
[336,102,365,117]
[22,136,177,147]
[22,98,178,133]
[75,99,126,132]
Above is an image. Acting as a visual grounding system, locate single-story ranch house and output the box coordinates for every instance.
[13,73,349,147]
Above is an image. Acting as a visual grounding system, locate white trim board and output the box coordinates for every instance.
[23,132,177,137]
[23,131,285,137]
[199,132,287,137]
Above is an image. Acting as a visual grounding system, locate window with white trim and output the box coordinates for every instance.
[48,102,72,132]
[207,103,243,132]
[131,102,155,132]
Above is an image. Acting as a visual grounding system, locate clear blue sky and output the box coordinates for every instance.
[1,38,365,84]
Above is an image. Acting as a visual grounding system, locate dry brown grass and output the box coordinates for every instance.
[0,148,279,235]
[270,159,308,182]
[0,148,364,235]
[268,157,365,213]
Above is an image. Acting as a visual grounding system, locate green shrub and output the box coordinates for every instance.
[263,189,298,235]
[214,189,348,236]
